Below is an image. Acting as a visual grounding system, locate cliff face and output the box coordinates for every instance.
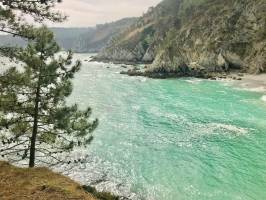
[97,0,266,75]
[52,28,94,52]
[97,0,180,63]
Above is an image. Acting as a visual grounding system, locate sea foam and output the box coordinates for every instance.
[185,79,203,84]
[209,123,249,135]
[261,95,266,102]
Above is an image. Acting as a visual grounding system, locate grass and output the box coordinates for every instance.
[0,161,119,200]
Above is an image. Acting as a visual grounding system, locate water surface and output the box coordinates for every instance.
[68,54,266,200]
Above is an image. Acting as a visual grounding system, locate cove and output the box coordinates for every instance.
[68,54,266,200]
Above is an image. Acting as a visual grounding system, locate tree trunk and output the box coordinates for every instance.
[29,84,41,168]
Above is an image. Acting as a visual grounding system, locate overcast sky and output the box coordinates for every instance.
[51,0,162,27]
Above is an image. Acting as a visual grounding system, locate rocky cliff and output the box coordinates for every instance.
[96,0,266,77]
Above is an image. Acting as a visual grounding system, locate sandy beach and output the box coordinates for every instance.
[225,73,266,102]
[231,74,266,92]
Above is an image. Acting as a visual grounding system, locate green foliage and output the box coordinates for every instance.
[180,0,207,10]
[0,1,65,37]
[0,27,98,167]
[178,0,208,18]
[141,26,155,50]
[0,0,66,61]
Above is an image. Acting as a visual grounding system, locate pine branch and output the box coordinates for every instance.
[36,149,66,163]
[0,148,28,157]
[0,140,28,152]
[0,28,34,39]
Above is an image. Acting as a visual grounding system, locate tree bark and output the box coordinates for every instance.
[29,83,41,168]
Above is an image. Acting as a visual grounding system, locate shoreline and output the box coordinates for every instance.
[120,65,266,97]
[91,58,266,99]
[229,74,266,93]
[91,57,152,66]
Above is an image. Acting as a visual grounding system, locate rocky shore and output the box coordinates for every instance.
[119,64,245,81]
[96,0,265,77]
[91,57,152,66]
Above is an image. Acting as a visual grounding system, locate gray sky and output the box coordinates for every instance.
[51,0,162,27]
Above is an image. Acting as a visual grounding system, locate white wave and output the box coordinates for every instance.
[132,105,141,111]
[207,123,248,135]
[139,77,147,82]
[185,79,203,84]
[261,95,266,102]
[242,86,266,92]
[57,153,139,200]
[218,79,235,86]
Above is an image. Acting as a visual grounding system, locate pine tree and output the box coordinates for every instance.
[0,0,65,38]
[0,27,98,167]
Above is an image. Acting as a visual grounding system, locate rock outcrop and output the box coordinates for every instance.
[96,0,266,77]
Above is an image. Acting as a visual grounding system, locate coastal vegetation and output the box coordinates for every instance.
[0,27,98,167]
[0,161,119,200]
[0,0,101,199]
[96,0,266,78]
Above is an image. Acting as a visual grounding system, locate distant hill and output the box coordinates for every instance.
[0,27,92,51]
[51,27,94,51]
[75,18,137,53]
[0,35,27,47]
[0,17,137,53]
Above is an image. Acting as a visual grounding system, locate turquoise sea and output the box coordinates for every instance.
[68,54,266,200]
